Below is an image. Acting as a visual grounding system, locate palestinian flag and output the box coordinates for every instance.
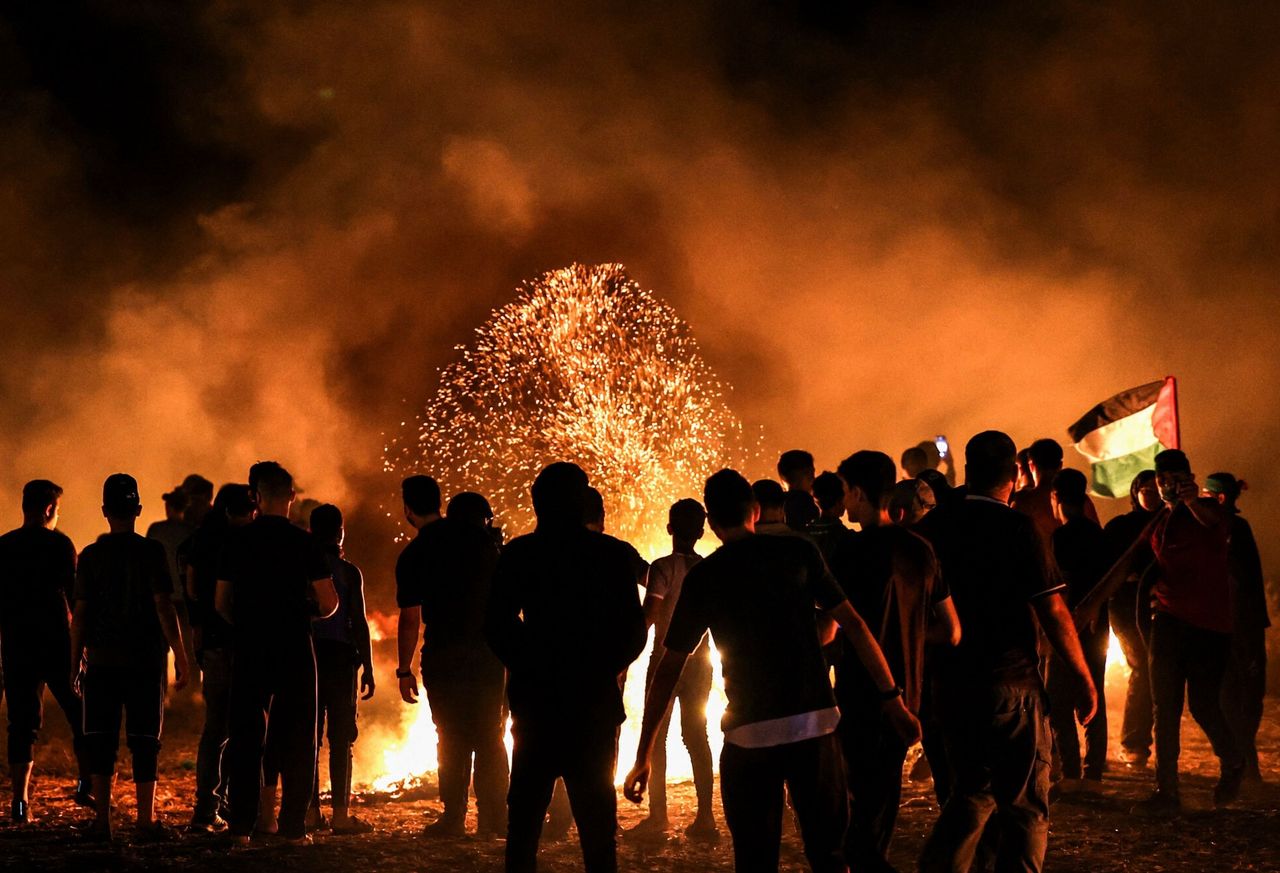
[1067,377,1180,498]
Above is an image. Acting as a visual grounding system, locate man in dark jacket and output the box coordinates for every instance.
[486,463,647,873]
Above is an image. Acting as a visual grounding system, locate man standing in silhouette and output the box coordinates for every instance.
[486,463,646,873]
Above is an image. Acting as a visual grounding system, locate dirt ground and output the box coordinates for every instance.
[1,690,1278,872]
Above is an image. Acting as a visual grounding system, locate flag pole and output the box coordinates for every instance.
[1168,375,1181,449]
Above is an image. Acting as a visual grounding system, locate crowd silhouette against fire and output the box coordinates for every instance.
[0,431,1268,873]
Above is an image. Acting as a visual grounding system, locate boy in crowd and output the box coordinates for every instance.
[832,451,959,872]
[71,474,189,842]
[487,463,647,873]
[625,469,920,873]
[1047,470,1109,782]
[217,462,337,846]
[397,478,509,839]
[146,486,196,692]
[804,472,850,562]
[185,484,255,831]
[751,479,795,536]
[916,432,1096,873]
[0,480,93,821]
[308,504,375,834]
[1205,472,1270,784]
[628,499,717,842]
[778,450,820,530]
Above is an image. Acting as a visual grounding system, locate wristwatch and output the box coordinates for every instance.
[395,668,415,679]
[877,685,903,702]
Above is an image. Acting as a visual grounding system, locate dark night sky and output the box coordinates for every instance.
[2,1,1278,585]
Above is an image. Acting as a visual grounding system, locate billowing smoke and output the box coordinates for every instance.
[1,2,1277,592]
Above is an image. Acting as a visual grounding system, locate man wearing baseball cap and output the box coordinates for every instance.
[71,473,190,842]
[1133,449,1244,815]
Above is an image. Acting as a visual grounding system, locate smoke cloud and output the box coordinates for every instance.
[1,1,1277,590]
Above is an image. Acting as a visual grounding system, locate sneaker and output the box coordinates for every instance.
[74,780,96,808]
[11,799,30,824]
[305,812,331,833]
[283,833,314,847]
[421,818,465,839]
[332,815,374,836]
[684,816,720,843]
[1131,789,1181,817]
[1214,764,1245,808]
[189,814,229,833]
[625,817,669,842]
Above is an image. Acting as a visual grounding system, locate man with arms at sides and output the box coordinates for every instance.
[628,498,717,843]
[1047,470,1110,783]
[396,479,509,839]
[146,486,197,694]
[805,472,852,563]
[307,504,375,835]
[486,463,647,873]
[752,479,797,537]
[625,469,921,873]
[71,474,189,842]
[184,483,255,831]
[216,461,337,846]
[916,432,1096,873]
[0,480,94,822]
[832,451,959,873]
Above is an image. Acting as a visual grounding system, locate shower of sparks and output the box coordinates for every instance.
[368,263,759,792]
[384,262,756,549]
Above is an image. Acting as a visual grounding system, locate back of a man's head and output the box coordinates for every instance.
[214,483,256,521]
[182,474,215,503]
[250,461,294,504]
[583,486,606,527]
[837,451,897,509]
[531,462,589,526]
[777,450,815,482]
[811,472,845,513]
[310,503,343,543]
[751,479,786,513]
[22,479,63,517]
[447,491,493,528]
[1051,468,1088,510]
[1027,439,1064,478]
[965,431,1018,494]
[705,469,755,528]
[668,498,706,542]
[402,475,442,517]
[901,446,929,478]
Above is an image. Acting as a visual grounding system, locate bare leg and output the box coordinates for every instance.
[12,762,33,805]
[136,781,156,826]
[91,774,113,838]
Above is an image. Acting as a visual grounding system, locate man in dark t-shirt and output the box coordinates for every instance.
[1047,470,1110,782]
[624,469,920,873]
[70,473,189,842]
[486,463,647,873]
[916,432,1095,873]
[1101,470,1159,766]
[216,462,337,846]
[0,480,93,822]
[184,483,255,830]
[831,452,959,872]
[396,478,507,839]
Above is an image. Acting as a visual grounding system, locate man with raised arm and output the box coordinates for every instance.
[625,468,920,873]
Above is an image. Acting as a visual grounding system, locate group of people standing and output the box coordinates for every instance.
[0,426,1268,873]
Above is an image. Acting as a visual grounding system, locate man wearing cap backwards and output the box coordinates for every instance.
[0,479,95,822]
[70,473,190,842]
[1203,472,1270,785]
[1132,450,1244,814]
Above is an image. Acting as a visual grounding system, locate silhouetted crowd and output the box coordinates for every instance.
[0,431,1268,873]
